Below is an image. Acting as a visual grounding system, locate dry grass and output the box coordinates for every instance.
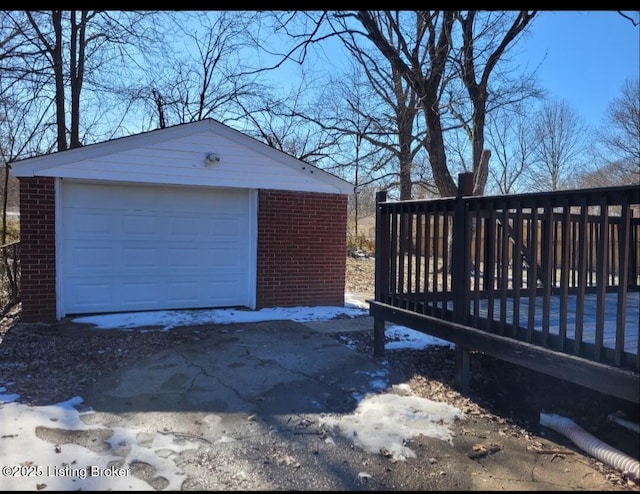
[344,255,375,294]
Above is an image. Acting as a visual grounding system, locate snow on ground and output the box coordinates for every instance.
[70,303,371,331]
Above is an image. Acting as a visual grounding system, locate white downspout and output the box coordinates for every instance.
[540,412,640,482]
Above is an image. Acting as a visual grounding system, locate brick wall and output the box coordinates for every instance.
[256,190,347,308]
[18,177,57,322]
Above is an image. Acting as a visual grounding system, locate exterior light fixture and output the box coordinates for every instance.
[204,153,220,166]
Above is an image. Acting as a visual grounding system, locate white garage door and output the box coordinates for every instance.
[59,181,255,315]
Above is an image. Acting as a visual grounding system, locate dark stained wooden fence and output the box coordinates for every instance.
[370,174,640,403]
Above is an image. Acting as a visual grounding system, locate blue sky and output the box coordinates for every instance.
[518,10,639,127]
[273,11,639,130]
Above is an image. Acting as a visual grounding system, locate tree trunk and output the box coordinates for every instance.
[69,10,86,149]
[52,10,67,151]
[473,149,491,196]
[423,98,457,198]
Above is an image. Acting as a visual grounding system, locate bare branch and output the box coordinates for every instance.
[617,10,639,27]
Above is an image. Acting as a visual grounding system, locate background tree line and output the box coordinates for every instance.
[0,10,638,240]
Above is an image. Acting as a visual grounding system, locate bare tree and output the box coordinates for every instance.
[617,10,639,27]
[593,77,639,186]
[230,64,347,171]
[334,16,430,200]
[452,11,539,195]
[2,10,165,152]
[355,11,538,197]
[259,11,538,198]
[1,12,56,247]
[485,103,540,194]
[322,63,400,244]
[124,12,264,130]
[0,58,48,306]
[528,99,590,191]
[241,16,406,197]
[0,12,58,155]
[347,11,457,197]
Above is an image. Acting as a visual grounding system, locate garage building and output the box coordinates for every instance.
[11,119,353,322]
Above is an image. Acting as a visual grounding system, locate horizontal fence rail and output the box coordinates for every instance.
[374,183,640,379]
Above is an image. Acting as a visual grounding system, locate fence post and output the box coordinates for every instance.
[630,208,638,290]
[452,173,473,392]
[452,173,472,319]
[373,190,389,357]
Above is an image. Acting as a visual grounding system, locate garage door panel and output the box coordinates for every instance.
[122,247,161,268]
[167,215,202,237]
[203,279,242,304]
[208,249,242,267]
[121,282,162,304]
[69,245,114,269]
[207,217,243,236]
[167,247,205,267]
[122,213,159,236]
[66,210,115,237]
[61,181,253,315]
[67,244,164,272]
[166,282,201,303]
[73,282,113,307]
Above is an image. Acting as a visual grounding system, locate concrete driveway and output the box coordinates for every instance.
[4,314,634,491]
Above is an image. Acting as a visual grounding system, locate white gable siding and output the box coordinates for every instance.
[11,120,353,195]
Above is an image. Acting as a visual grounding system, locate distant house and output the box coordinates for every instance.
[10,119,353,322]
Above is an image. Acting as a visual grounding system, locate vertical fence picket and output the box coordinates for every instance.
[424,213,432,315]
[398,208,407,305]
[558,201,571,351]
[526,206,539,343]
[472,207,482,327]
[595,200,610,362]
[414,211,423,312]
[512,207,523,338]
[574,201,588,356]
[541,202,554,347]
[615,200,631,366]
[498,204,509,335]
[432,207,440,306]
[390,206,399,303]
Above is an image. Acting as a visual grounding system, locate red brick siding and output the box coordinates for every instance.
[256,190,347,308]
[18,177,57,322]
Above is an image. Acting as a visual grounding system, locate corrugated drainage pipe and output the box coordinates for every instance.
[608,411,640,434]
[540,412,640,481]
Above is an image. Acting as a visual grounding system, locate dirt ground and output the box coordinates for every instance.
[343,256,640,489]
[330,328,640,489]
